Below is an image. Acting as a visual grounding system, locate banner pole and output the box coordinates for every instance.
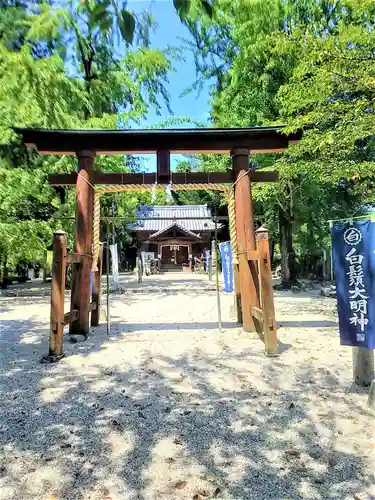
[214,216,222,333]
[328,221,334,282]
[106,221,110,337]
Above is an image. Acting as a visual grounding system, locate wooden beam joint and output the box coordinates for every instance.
[64,309,79,326]
[246,249,259,261]
[251,306,264,323]
[157,150,170,183]
[67,253,83,264]
[89,302,97,312]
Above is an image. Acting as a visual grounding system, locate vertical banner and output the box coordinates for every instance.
[331,220,375,348]
[110,244,120,288]
[204,250,210,273]
[219,241,234,293]
[140,251,146,276]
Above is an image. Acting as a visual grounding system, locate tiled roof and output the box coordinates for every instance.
[128,205,216,232]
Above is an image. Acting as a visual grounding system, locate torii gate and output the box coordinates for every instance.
[16,126,301,360]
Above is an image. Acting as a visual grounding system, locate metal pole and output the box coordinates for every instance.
[112,197,116,245]
[106,221,110,336]
[111,198,117,285]
[215,216,222,332]
[329,221,334,282]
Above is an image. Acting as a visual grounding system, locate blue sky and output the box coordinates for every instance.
[128,1,212,171]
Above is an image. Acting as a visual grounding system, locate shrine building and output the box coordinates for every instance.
[128,205,217,271]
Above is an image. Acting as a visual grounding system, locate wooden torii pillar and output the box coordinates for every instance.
[231,149,260,332]
[69,150,96,339]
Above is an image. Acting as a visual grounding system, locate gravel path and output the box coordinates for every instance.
[0,275,374,500]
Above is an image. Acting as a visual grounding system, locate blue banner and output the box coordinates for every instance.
[332,220,375,348]
[219,242,233,293]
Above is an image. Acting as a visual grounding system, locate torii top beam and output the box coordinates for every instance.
[14,126,301,155]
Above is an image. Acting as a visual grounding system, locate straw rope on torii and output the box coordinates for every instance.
[92,182,237,268]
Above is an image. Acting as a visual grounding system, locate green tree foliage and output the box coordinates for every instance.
[278,0,375,185]
[273,0,375,281]
[0,0,174,283]
[182,0,373,285]
[173,156,228,210]
[2,0,375,288]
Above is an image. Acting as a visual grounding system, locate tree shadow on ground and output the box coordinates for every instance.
[107,321,239,332]
[277,320,337,328]
[1,307,375,500]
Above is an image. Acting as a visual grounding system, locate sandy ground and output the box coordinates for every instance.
[0,274,374,500]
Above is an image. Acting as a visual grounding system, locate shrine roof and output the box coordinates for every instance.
[128,205,216,232]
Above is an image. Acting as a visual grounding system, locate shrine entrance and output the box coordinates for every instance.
[15,126,301,361]
[175,246,189,265]
[161,244,189,266]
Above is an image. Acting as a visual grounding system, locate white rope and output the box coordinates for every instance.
[77,172,95,189]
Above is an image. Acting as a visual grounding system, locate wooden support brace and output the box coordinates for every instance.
[252,306,275,329]
[251,306,264,324]
[67,253,84,264]
[42,230,67,363]
[255,227,278,356]
[64,309,79,325]
[62,304,97,324]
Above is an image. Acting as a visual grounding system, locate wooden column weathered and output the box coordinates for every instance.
[255,227,278,356]
[231,148,260,332]
[47,230,67,361]
[70,150,95,339]
[91,242,103,327]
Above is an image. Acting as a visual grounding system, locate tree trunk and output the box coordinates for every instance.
[279,208,297,288]
[270,238,275,267]
[1,257,8,289]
